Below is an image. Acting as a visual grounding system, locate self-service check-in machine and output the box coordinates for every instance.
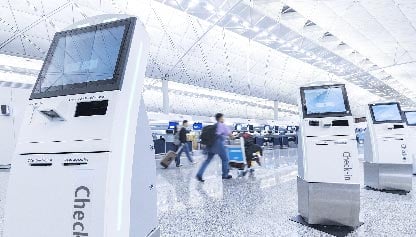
[364,102,412,192]
[0,86,31,168]
[297,83,360,227]
[4,15,159,237]
[403,111,416,174]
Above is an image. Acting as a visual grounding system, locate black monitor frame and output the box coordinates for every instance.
[30,17,136,99]
[403,110,416,126]
[369,102,404,124]
[274,126,279,132]
[300,84,351,118]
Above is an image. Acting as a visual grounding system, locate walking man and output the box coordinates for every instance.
[196,113,233,182]
[175,120,195,167]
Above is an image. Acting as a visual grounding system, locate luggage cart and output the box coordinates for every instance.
[226,137,262,176]
[226,137,248,177]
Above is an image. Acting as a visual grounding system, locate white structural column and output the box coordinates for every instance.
[273,100,278,120]
[162,79,169,114]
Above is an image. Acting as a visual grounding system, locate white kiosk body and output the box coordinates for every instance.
[403,111,416,175]
[297,83,360,227]
[0,86,31,168]
[364,102,412,191]
[4,15,159,237]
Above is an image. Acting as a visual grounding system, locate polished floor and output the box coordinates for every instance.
[157,148,416,237]
[0,148,414,236]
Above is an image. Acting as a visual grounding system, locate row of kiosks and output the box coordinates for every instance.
[296,83,360,227]
[4,15,159,237]
[364,102,413,191]
[403,111,416,174]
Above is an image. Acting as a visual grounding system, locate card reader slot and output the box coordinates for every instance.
[29,163,52,167]
[20,151,109,155]
[332,120,349,126]
[63,163,88,166]
[75,100,108,117]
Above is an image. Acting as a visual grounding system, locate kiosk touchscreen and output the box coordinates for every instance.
[297,83,360,227]
[4,15,159,237]
[403,111,416,174]
[364,102,412,191]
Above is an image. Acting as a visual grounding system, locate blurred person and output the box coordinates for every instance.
[175,120,195,167]
[196,113,233,182]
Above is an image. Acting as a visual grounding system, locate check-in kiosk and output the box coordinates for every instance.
[0,86,31,168]
[297,83,360,227]
[364,102,412,191]
[4,15,159,237]
[404,111,416,174]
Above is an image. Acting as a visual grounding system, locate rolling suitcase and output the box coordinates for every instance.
[160,151,176,168]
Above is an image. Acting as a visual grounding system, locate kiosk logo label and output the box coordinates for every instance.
[343,152,352,181]
[73,186,90,236]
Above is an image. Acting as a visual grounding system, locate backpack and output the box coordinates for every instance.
[200,124,217,147]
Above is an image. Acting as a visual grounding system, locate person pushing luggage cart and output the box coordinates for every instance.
[227,133,262,176]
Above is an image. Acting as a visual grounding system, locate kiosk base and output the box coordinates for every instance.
[297,177,360,227]
[363,162,412,192]
[290,215,363,237]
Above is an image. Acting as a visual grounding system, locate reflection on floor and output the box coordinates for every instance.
[157,148,416,237]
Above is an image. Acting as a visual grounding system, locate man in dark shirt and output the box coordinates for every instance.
[175,120,195,167]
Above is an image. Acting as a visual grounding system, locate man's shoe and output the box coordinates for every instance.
[176,164,183,168]
[222,175,232,180]
[196,176,205,182]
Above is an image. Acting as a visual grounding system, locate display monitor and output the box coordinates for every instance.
[404,111,416,126]
[369,103,403,124]
[274,126,279,132]
[193,122,203,130]
[168,121,178,129]
[264,125,270,131]
[235,124,242,131]
[248,125,254,131]
[300,84,351,118]
[31,18,135,99]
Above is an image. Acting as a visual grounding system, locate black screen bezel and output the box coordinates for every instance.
[300,84,351,118]
[403,111,416,126]
[30,17,136,99]
[369,102,404,124]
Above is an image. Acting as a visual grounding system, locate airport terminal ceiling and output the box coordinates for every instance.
[0,0,415,118]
